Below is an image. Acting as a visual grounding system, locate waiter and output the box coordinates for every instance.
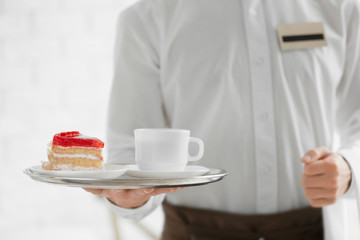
[85,0,360,239]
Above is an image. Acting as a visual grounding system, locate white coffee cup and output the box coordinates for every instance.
[134,128,204,171]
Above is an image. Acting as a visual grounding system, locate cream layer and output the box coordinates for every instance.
[45,163,103,171]
[51,153,100,160]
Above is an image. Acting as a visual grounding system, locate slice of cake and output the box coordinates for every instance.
[43,131,105,171]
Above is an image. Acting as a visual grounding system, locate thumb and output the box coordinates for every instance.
[143,188,155,194]
[301,146,331,164]
[129,188,155,197]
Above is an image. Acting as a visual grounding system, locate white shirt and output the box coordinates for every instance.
[106,0,360,238]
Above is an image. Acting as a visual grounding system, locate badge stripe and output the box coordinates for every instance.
[282,34,324,42]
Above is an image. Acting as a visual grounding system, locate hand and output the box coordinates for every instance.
[84,187,183,208]
[301,146,352,208]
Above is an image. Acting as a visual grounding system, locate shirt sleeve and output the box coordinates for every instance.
[106,5,167,219]
[107,5,167,164]
[104,194,166,221]
[339,157,356,198]
[336,1,360,202]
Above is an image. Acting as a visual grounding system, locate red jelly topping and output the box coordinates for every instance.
[59,131,80,137]
[52,131,104,148]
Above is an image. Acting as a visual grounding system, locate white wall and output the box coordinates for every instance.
[0,0,163,239]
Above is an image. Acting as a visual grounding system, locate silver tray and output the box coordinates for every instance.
[24,167,228,189]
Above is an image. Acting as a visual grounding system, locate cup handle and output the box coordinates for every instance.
[188,137,204,161]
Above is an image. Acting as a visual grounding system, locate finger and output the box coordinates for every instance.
[113,189,128,194]
[125,187,184,200]
[143,188,155,194]
[151,187,185,195]
[301,175,336,188]
[102,189,129,200]
[302,146,331,164]
[83,188,105,196]
[108,189,155,199]
[304,159,333,176]
[305,153,341,176]
[304,188,337,199]
[309,198,336,208]
[127,188,155,199]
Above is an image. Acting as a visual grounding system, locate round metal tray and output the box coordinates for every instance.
[24,167,228,189]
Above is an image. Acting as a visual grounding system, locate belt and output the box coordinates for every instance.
[161,202,323,240]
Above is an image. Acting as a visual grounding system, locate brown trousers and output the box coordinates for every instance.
[161,202,323,240]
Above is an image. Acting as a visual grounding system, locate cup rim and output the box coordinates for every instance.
[134,128,190,133]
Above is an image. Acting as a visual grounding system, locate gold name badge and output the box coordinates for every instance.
[277,22,327,51]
